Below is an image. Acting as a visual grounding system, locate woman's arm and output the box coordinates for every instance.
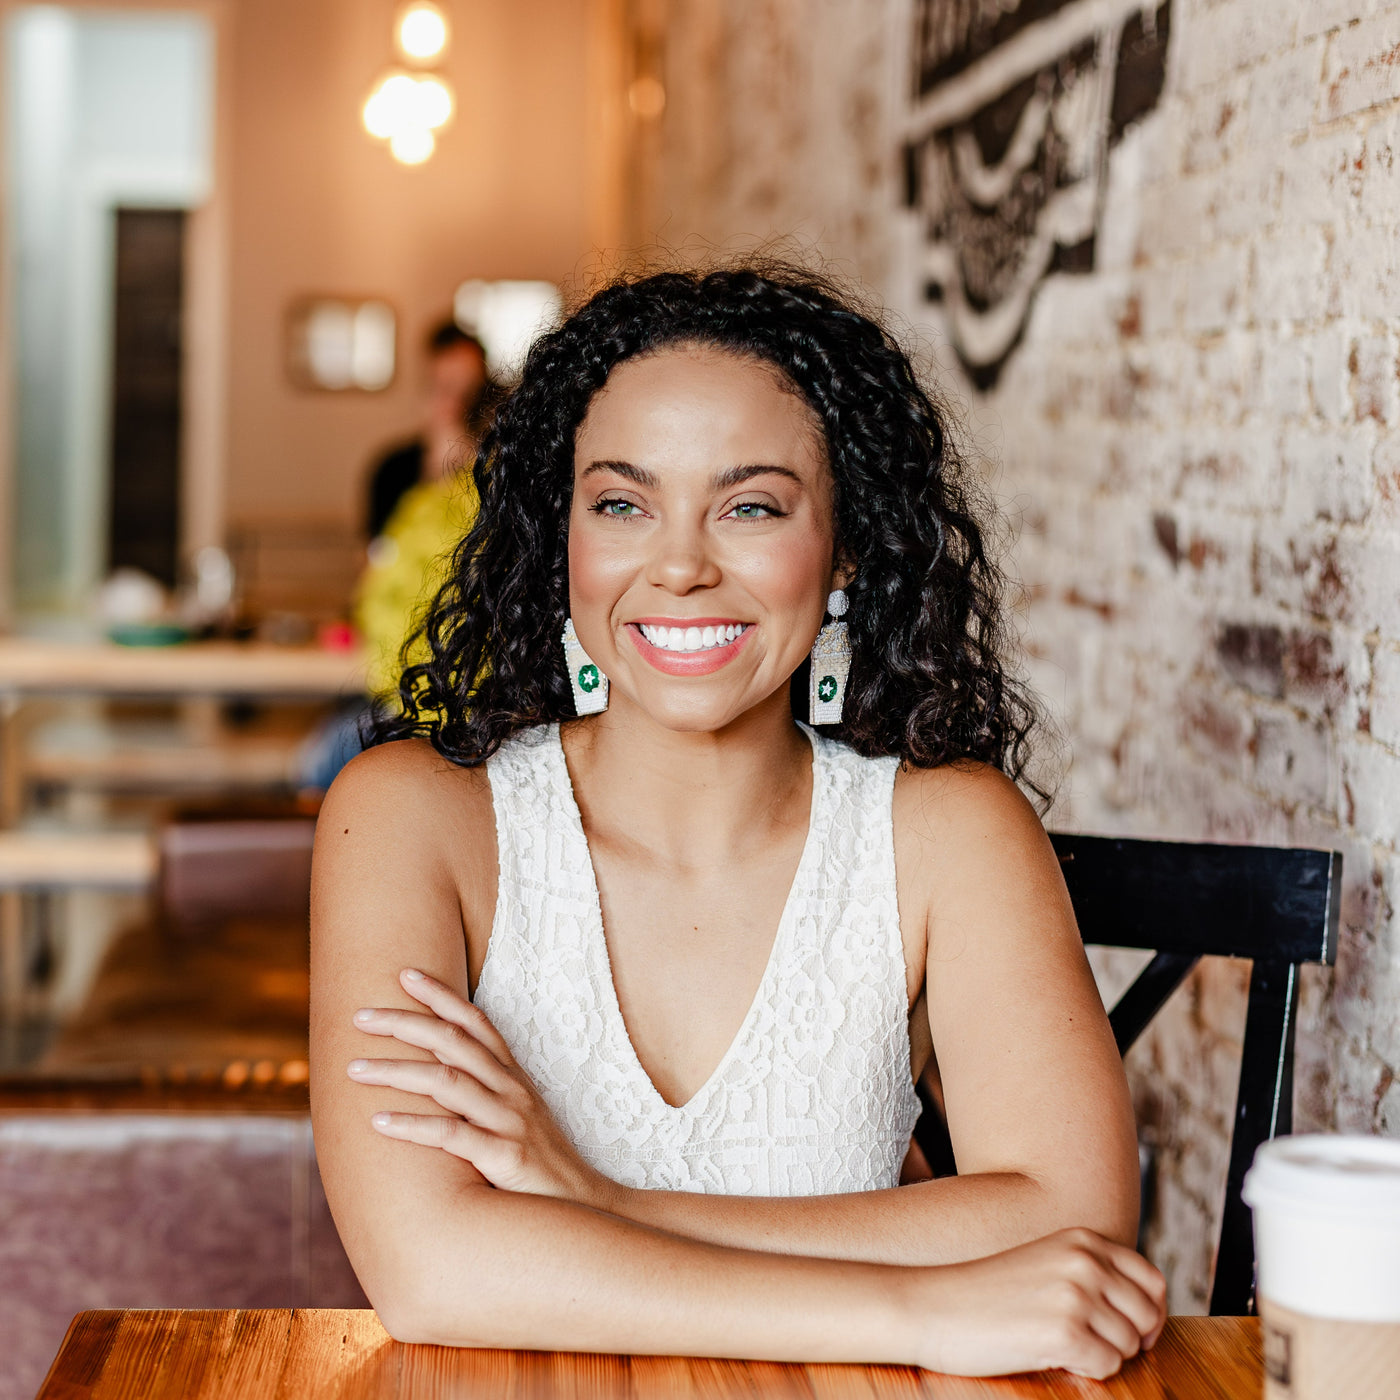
[348,761,1140,1268]
[311,743,1159,1374]
[312,741,915,1360]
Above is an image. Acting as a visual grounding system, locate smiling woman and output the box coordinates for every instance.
[308,263,1165,1379]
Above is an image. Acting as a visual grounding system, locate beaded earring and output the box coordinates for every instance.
[808,589,851,725]
[562,618,608,715]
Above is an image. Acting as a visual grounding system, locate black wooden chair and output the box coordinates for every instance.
[912,833,1341,1317]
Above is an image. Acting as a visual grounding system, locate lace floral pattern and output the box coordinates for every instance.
[476,724,921,1196]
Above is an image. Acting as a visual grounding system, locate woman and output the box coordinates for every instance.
[310,265,1165,1378]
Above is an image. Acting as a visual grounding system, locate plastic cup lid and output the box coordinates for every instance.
[1244,1134,1400,1218]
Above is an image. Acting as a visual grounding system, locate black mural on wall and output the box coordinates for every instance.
[904,0,1171,390]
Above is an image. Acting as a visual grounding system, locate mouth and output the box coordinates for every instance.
[634,620,750,654]
[625,618,753,676]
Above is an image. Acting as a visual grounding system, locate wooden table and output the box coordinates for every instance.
[0,637,367,700]
[37,1311,1261,1399]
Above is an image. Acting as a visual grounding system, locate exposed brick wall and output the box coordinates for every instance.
[644,0,1400,1311]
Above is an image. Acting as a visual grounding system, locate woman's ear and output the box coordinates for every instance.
[831,551,857,592]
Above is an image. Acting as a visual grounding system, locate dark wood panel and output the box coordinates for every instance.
[108,208,185,588]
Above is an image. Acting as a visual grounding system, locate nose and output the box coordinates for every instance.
[644,516,722,595]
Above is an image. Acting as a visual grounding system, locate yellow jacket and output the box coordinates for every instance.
[353,469,479,698]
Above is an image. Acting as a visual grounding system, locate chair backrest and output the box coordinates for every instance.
[913,832,1341,1316]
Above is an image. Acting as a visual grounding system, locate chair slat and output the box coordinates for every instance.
[1210,958,1300,1316]
[1050,833,1340,965]
[1107,952,1200,1054]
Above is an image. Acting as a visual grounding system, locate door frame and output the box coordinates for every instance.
[0,0,231,625]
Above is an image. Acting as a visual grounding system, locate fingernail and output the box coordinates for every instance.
[348,1060,369,1074]
[353,1009,375,1023]
[371,1113,393,1129]
[403,969,424,982]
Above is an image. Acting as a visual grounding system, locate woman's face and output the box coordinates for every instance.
[568,343,844,734]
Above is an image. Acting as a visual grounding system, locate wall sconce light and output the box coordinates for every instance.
[363,2,454,165]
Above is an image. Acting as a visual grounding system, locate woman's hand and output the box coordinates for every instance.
[347,969,617,1209]
[915,1228,1167,1379]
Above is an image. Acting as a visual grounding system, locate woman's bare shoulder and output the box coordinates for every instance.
[320,738,492,830]
[314,738,496,900]
[893,758,1050,859]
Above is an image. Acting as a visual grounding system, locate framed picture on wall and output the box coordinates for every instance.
[285,297,397,392]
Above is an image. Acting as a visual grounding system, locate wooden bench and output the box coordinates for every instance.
[0,831,156,890]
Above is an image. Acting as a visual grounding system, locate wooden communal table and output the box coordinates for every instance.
[38,1310,1262,1399]
[0,636,367,701]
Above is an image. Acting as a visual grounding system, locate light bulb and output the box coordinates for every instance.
[414,75,453,129]
[363,71,419,139]
[397,2,447,62]
[390,126,435,164]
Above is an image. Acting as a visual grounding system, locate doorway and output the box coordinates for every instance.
[2,7,215,620]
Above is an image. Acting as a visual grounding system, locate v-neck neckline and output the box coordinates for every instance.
[548,723,826,1116]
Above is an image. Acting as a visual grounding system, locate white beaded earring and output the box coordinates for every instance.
[562,618,608,715]
[809,588,851,725]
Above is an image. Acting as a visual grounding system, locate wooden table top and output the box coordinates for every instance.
[0,637,366,698]
[37,1310,1261,1399]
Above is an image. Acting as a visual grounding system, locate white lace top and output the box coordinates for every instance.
[475,723,921,1196]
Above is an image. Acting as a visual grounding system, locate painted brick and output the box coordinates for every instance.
[1256,336,1311,420]
[1139,172,1217,257]
[1282,623,1371,726]
[1359,108,1400,221]
[1381,1077,1400,1134]
[1307,326,1354,424]
[1350,332,1400,425]
[1337,530,1400,637]
[1184,243,1252,333]
[1182,74,1251,173]
[1181,0,1292,89]
[1243,41,1326,145]
[1252,227,1329,324]
[1276,125,1365,228]
[1254,708,1337,812]
[1323,8,1400,121]
[1370,645,1400,750]
[1341,735,1400,843]
[1281,425,1376,524]
[1210,145,1282,239]
[1177,426,1281,506]
[1328,224,1400,321]
[1300,0,1383,41]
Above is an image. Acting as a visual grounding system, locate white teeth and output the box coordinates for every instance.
[639,623,746,653]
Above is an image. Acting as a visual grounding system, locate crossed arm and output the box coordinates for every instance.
[310,741,1162,1377]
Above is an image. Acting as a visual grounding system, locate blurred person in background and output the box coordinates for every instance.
[298,321,500,792]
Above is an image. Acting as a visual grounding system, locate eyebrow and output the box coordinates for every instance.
[581,460,804,490]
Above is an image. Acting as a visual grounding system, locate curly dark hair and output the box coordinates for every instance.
[371,261,1046,801]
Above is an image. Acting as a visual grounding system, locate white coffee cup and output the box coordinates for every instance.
[1243,1134,1400,1400]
